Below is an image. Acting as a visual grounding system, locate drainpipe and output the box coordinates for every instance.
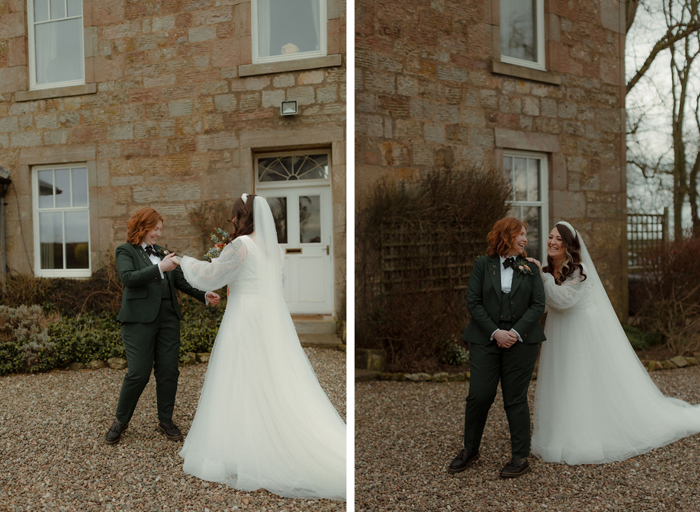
[0,166,12,294]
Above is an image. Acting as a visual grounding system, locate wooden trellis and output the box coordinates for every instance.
[627,208,668,271]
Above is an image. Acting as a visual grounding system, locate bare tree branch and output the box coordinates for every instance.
[627,22,700,94]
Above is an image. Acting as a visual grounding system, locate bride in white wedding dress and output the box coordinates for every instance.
[527,221,700,465]
[177,194,346,500]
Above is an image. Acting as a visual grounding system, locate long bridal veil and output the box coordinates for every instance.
[532,221,700,465]
[179,196,346,500]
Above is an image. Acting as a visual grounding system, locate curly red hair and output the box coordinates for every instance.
[486,217,527,257]
[126,207,163,244]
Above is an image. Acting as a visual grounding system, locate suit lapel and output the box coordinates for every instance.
[134,244,152,266]
[510,263,524,296]
[488,255,501,298]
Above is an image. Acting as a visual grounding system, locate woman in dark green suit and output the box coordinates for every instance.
[449,217,546,478]
[104,207,219,445]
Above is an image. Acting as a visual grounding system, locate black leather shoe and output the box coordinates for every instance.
[500,458,531,478]
[104,420,128,445]
[448,448,480,473]
[157,421,183,441]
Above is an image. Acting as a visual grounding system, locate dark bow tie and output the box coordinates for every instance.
[145,245,157,257]
[503,257,515,269]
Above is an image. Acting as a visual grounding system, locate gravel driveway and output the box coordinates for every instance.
[0,347,346,512]
[356,366,700,511]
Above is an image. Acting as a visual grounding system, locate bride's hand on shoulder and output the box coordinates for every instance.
[526,257,542,273]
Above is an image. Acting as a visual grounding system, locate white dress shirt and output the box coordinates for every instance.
[142,242,165,278]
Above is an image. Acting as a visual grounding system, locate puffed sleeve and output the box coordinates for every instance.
[542,265,589,311]
[180,238,247,291]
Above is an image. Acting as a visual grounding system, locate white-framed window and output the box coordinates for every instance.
[32,164,91,277]
[252,0,327,64]
[27,0,85,90]
[500,0,545,71]
[503,151,549,262]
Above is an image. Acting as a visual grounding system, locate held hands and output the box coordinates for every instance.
[161,253,180,272]
[494,329,518,348]
[206,291,221,306]
[526,257,542,273]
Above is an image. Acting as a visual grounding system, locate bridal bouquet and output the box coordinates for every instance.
[204,228,230,261]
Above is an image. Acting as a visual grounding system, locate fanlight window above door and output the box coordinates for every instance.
[257,154,330,182]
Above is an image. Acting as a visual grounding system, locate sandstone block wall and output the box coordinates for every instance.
[355,0,628,317]
[0,0,347,314]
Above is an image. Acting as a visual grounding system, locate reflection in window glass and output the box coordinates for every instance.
[39,212,64,269]
[38,170,54,208]
[257,0,322,59]
[504,154,545,262]
[267,197,288,244]
[55,168,71,208]
[501,0,536,62]
[72,167,88,207]
[299,195,321,243]
[65,211,89,269]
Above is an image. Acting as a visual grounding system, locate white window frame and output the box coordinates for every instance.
[32,164,92,278]
[26,0,86,91]
[504,150,549,261]
[255,149,332,190]
[500,0,546,71]
[251,0,327,65]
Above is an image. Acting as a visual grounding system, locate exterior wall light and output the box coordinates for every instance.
[281,100,298,116]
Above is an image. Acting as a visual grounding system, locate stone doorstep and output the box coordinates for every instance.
[292,315,337,335]
[298,332,344,348]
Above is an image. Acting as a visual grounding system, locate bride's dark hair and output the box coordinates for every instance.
[225,194,257,242]
[543,223,587,285]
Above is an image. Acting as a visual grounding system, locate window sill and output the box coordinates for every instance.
[491,60,561,86]
[16,83,97,103]
[239,54,342,77]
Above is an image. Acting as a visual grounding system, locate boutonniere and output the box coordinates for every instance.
[515,258,533,276]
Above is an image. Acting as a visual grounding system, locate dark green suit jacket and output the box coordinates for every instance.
[116,243,206,324]
[461,255,546,345]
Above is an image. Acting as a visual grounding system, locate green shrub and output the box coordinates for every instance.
[0,305,58,375]
[442,338,469,366]
[0,294,227,375]
[623,324,662,351]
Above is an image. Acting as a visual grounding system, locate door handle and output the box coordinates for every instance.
[286,248,302,254]
[326,245,330,255]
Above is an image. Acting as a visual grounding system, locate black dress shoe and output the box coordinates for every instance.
[500,458,531,478]
[105,420,128,445]
[157,421,183,441]
[448,448,480,473]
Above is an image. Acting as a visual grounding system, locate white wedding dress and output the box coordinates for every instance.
[531,221,700,465]
[177,197,346,501]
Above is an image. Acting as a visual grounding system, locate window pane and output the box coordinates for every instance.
[523,206,541,261]
[267,197,288,243]
[34,0,49,22]
[501,0,536,62]
[71,167,88,207]
[67,0,81,17]
[35,18,84,85]
[37,170,54,208]
[65,211,89,269]
[39,212,64,269]
[54,168,71,208]
[527,158,540,201]
[294,154,329,180]
[258,0,321,58]
[299,195,321,243]
[258,156,294,182]
[503,156,513,200]
[513,157,527,201]
[50,0,65,20]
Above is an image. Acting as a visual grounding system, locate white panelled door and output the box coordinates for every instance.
[255,152,334,314]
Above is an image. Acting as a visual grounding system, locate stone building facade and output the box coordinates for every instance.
[0,0,346,317]
[356,0,628,317]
